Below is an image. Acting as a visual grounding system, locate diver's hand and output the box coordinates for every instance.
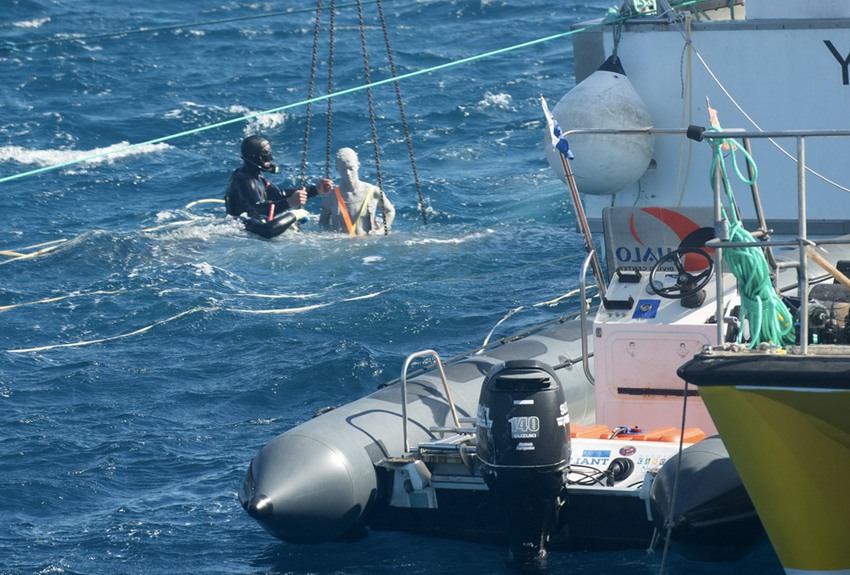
[287,188,308,208]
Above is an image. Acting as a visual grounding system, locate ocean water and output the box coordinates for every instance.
[1,2,783,574]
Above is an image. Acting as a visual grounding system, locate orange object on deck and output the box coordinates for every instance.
[570,424,611,439]
[659,427,706,443]
[569,424,706,443]
[642,427,678,441]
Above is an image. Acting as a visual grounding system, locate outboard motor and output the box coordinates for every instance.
[476,359,570,568]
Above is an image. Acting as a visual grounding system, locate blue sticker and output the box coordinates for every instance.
[633,299,660,319]
[581,450,611,458]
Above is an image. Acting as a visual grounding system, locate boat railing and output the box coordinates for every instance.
[699,128,850,352]
[400,349,462,452]
[561,125,850,354]
[578,248,596,386]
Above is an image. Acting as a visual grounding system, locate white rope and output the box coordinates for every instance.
[0,239,68,265]
[479,287,595,349]
[225,288,387,314]
[669,20,850,194]
[0,289,127,313]
[7,307,204,353]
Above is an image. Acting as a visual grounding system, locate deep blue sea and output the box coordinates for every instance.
[1,2,782,574]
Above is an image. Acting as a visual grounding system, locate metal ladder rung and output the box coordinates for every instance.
[418,432,476,452]
[429,425,476,435]
[418,442,464,452]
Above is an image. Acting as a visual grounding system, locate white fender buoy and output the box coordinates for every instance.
[544,55,654,195]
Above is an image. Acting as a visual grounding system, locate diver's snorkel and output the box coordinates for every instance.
[244,158,279,174]
[261,162,279,174]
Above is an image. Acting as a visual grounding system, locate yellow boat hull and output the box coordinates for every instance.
[681,351,850,575]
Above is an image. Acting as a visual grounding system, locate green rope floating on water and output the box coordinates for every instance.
[707,125,795,347]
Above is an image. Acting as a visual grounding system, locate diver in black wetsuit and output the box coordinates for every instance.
[225,135,333,238]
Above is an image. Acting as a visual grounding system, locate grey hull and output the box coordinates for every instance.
[648,435,763,562]
[239,319,594,542]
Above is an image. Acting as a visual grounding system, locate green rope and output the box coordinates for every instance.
[1,18,613,185]
[14,1,742,185]
[707,126,795,347]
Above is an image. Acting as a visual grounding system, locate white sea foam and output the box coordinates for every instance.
[190,262,216,277]
[226,104,252,115]
[403,230,491,246]
[244,111,286,134]
[224,104,285,132]
[0,141,173,168]
[479,92,513,109]
[13,17,50,29]
[162,103,285,133]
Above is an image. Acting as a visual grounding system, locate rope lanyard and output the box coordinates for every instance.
[707,119,795,347]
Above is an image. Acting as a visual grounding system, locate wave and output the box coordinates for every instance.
[10,17,50,29]
[0,141,173,168]
[476,91,514,110]
[162,102,287,135]
[402,230,492,246]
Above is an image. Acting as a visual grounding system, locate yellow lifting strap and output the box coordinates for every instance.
[334,185,374,236]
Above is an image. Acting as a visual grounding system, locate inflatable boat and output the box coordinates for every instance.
[239,121,850,568]
[238,192,760,563]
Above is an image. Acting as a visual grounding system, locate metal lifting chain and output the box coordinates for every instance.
[326,0,336,179]
[304,0,425,231]
[301,0,324,187]
[375,0,428,225]
[355,0,389,234]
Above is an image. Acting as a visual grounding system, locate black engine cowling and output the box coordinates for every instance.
[475,359,570,566]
